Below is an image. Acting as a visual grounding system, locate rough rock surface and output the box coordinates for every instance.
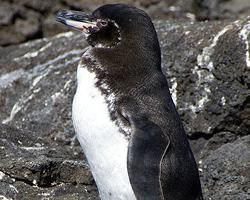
[0,18,250,199]
[194,0,250,20]
[1,0,250,46]
[201,135,250,199]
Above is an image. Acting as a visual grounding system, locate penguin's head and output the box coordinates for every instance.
[56,4,160,53]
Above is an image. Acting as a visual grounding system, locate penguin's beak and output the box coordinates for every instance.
[56,10,100,34]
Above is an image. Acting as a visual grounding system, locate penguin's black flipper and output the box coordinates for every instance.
[127,116,170,200]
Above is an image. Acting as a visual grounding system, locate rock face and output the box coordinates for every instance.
[1,0,250,46]
[194,0,250,20]
[202,135,250,199]
[0,19,250,199]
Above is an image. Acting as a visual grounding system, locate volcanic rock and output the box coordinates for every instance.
[0,19,249,199]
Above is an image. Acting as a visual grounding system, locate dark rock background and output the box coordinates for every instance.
[1,0,250,46]
[0,0,250,200]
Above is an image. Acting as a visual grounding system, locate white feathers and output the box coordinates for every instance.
[72,59,136,200]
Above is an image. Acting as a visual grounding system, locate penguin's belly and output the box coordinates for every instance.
[72,66,136,200]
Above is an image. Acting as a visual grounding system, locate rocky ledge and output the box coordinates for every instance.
[0,19,250,199]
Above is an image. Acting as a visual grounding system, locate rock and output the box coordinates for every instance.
[139,0,161,8]
[18,0,54,14]
[194,0,250,20]
[0,19,250,199]
[1,0,250,46]
[147,0,196,20]
[201,135,250,199]
[0,32,98,198]
[156,19,250,138]
[0,3,18,26]
[193,0,220,20]
[14,13,42,40]
[0,123,93,185]
[0,6,42,46]
[0,121,98,199]
[0,27,26,46]
[43,15,71,38]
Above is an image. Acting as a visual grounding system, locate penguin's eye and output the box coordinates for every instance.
[98,20,108,27]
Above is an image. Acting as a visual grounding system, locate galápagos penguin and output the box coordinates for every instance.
[56,4,203,200]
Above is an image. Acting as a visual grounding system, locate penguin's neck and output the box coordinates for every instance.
[72,52,136,200]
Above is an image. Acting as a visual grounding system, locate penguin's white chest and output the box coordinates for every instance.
[72,65,136,200]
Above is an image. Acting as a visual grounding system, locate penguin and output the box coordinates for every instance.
[56,4,203,200]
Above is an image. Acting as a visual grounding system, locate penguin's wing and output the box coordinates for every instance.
[127,116,170,200]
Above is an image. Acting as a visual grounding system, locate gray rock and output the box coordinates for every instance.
[0,6,42,46]
[18,0,54,14]
[0,26,26,46]
[0,32,99,199]
[194,0,250,20]
[0,3,18,26]
[0,19,250,199]
[155,19,250,138]
[147,0,196,20]
[43,15,70,38]
[1,0,250,46]
[14,11,42,40]
[0,119,98,199]
[201,135,250,200]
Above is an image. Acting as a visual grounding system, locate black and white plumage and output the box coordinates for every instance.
[56,4,203,200]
